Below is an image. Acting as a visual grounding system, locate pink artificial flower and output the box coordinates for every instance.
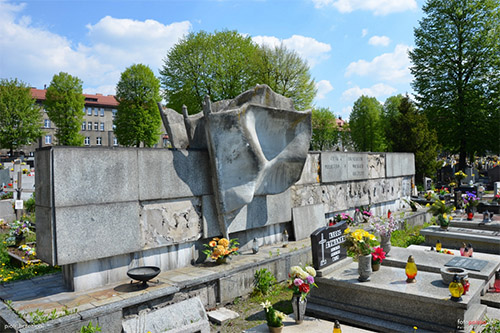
[294,278,303,286]
[306,275,315,284]
[372,247,386,263]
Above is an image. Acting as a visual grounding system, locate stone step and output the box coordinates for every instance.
[420,225,500,255]
[310,261,485,333]
[481,291,500,309]
[450,219,500,232]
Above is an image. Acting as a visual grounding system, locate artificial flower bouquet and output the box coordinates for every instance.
[463,191,479,209]
[202,237,239,261]
[455,170,467,183]
[369,215,398,237]
[371,246,386,265]
[261,300,286,328]
[342,228,379,259]
[287,265,317,300]
[329,212,353,226]
[6,220,31,244]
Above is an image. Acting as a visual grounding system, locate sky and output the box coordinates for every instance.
[0,0,425,120]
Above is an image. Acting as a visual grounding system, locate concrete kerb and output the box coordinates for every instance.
[0,301,27,332]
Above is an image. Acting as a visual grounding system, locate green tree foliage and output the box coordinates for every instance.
[385,95,439,182]
[409,0,500,169]
[257,44,316,110]
[382,94,404,151]
[160,30,261,114]
[349,96,385,152]
[114,64,162,147]
[310,107,339,151]
[44,72,85,146]
[0,79,42,155]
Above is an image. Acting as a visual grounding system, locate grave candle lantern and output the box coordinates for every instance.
[494,271,500,292]
[436,239,442,252]
[461,277,470,295]
[282,229,289,248]
[449,274,464,301]
[333,320,342,333]
[252,238,259,254]
[405,255,417,283]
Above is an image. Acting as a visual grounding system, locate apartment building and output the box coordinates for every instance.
[25,88,169,154]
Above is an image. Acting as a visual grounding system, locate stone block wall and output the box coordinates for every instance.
[35,147,414,291]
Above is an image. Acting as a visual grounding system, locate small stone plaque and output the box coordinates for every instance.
[346,154,367,180]
[310,221,348,270]
[445,257,488,272]
[321,152,346,183]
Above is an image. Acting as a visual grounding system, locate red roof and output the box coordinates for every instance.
[31,88,118,107]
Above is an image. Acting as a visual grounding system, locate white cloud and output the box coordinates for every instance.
[361,29,368,37]
[253,34,331,68]
[0,3,191,92]
[312,0,417,15]
[341,83,397,102]
[345,44,412,83]
[315,80,334,100]
[368,35,390,46]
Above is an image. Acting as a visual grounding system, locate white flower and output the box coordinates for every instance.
[305,266,316,277]
[261,300,271,310]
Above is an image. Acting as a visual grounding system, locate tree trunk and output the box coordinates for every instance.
[459,138,467,171]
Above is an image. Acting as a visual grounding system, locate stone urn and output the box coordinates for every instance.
[440,267,467,285]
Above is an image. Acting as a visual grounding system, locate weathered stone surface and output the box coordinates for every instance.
[385,153,415,177]
[207,307,239,325]
[321,152,346,183]
[157,103,189,149]
[54,202,141,265]
[140,198,202,248]
[183,110,207,150]
[204,85,311,236]
[367,154,385,179]
[35,148,52,208]
[292,204,325,240]
[346,153,368,180]
[138,149,212,200]
[122,297,210,333]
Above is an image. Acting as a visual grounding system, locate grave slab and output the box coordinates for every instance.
[421,225,500,255]
[309,261,486,332]
[292,204,324,240]
[450,218,500,232]
[207,307,239,325]
[383,245,500,295]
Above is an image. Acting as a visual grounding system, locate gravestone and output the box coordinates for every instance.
[424,177,432,191]
[310,221,348,270]
[445,257,488,272]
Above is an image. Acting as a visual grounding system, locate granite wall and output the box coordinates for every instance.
[35,147,414,291]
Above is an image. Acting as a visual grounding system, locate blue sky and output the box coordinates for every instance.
[0,0,424,119]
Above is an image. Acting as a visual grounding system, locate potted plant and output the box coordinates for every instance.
[371,246,386,271]
[369,215,398,255]
[202,237,239,264]
[342,228,379,281]
[455,170,467,185]
[6,220,31,246]
[426,194,454,229]
[287,265,317,324]
[261,300,285,332]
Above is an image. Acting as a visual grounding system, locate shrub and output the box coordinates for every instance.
[253,268,277,296]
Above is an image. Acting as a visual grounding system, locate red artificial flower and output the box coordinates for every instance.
[372,247,386,263]
[299,283,310,294]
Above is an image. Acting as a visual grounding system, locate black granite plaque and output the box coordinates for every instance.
[310,221,348,270]
[444,257,488,272]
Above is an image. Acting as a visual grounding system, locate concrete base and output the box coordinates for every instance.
[309,261,486,332]
[421,226,500,255]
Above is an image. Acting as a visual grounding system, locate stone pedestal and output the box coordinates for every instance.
[309,261,486,332]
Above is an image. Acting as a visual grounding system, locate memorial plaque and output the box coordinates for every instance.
[347,154,367,180]
[310,221,348,270]
[445,257,488,272]
[321,152,346,183]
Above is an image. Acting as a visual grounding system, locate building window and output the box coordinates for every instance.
[100,108,105,116]
[113,137,118,146]
[96,137,102,145]
[112,124,116,131]
[45,135,52,144]
[82,121,86,131]
[100,122,105,131]
[44,119,51,128]
[87,122,92,131]
[94,122,98,131]
[87,107,92,116]
[112,109,117,118]
[84,137,90,146]
[94,108,99,116]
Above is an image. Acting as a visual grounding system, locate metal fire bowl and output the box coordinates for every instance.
[127,266,161,287]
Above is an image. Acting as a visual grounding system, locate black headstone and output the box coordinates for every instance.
[310,221,348,270]
[445,257,488,272]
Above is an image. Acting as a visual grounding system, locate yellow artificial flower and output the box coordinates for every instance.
[344,227,350,234]
[218,238,230,247]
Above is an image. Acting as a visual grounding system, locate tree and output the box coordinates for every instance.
[385,95,439,182]
[257,44,316,110]
[310,107,339,151]
[114,64,162,147]
[44,72,85,146]
[160,30,262,114]
[381,94,404,151]
[0,79,42,155]
[349,96,385,152]
[409,0,500,170]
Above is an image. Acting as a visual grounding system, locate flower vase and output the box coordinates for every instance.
[371,261,381,271]
[380,234,391,256]
[215,257,227,265]
[358,254,372,282]
[291,294,307,324]
[267,325,283,333]
[15,235,26,247]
